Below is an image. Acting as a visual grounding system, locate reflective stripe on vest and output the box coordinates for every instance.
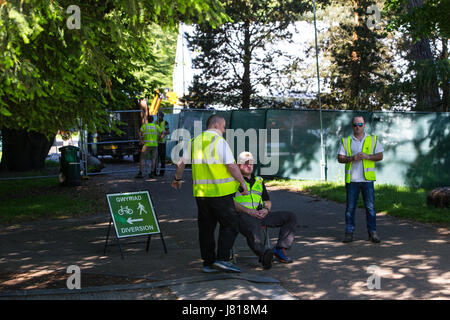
[141,123,158,147]
[192,177,236,185]
[343,135,377,183]
[362,135,377,181]
[234,177,264,209]
[342,136,352,183]
[191,132,239,197]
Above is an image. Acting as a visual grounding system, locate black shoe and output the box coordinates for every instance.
[343,233,353,243]
[260,249,273,270]
[135,172,143,179]
[368,232,381,243]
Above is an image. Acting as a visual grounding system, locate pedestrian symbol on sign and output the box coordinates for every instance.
[138,203,148,215]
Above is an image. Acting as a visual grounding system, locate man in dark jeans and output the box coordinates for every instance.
[171,115,248,273]
[338,115,384,243]
[156,111,170,176]
[234,152,297,269]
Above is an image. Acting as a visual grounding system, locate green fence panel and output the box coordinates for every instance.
[169,109,449,188]
[163,113,179,162]
[178,110,232,136]
[265,109,316,179]
[306,110,449,188]
[167,110,233,163]
[369,112,450,188]
[229,110,267,175]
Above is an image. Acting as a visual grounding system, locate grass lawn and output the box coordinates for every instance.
[266,179,450,226]
[0,177,103,224]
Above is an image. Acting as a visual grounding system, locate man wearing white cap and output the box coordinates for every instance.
[234,151,297,269]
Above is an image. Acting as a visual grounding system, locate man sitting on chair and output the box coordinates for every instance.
[234,151,297,270]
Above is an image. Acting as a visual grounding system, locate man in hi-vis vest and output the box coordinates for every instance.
[171,115,249,273]
[156,111,170,176]
[136,115,160,179]
[338,116,384,243]
[234,151,297,270]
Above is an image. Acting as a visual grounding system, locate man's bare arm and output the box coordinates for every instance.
[338,152,383,163]
[234,200,257,216]
[338,154,354,163]
[368,152,383,162]
[263,200,272,211]
[226,163,249,195]
[174,159,185,179]
[171,159,186,190]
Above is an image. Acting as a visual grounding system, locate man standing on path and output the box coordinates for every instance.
[156,111,170,176]
[171,115,249,273]
[234,152,297,270]
[338,115,384,243]
[136,115,160,179]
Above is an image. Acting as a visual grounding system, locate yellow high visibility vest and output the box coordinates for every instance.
[191,132,239,197]
[141,123,158,147]
[234,177,264,209]
[342,135,377,183]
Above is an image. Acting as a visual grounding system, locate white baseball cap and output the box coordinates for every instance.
[237,151,254,164]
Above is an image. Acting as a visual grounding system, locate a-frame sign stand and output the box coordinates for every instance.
[104,191,167,259]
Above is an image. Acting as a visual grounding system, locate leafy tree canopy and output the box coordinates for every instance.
[384,0,450,39]
[0,0,229,136]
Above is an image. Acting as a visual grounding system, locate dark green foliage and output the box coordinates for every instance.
[0,0,229,135]
[384,0,449,111]
[319,0,402,110]
[186,0,311,109]
[0,0,229,171]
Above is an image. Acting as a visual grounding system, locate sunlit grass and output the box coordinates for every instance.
[266,179,450,226]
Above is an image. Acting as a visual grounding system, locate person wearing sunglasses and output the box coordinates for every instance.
[234,151,297,269]
[337,116,384,244]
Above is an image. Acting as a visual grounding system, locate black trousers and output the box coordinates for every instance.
[239,210,297,256]
[157,143,166,175]
[196,194,239,267]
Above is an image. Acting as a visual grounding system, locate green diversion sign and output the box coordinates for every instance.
[106,191,160,238]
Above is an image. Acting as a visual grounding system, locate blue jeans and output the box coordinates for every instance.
[345,182,377,233]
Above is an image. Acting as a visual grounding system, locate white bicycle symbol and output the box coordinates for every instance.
[118,206,133,216]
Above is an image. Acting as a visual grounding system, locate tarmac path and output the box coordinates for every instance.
[0,161,449,300]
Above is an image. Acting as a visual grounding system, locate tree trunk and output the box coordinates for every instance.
[406,0,442,111]
[0,129,55,172]
[352,0,360,62]
[241,19,252,109]
[350,0,361,108]
[441,38,449,112]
